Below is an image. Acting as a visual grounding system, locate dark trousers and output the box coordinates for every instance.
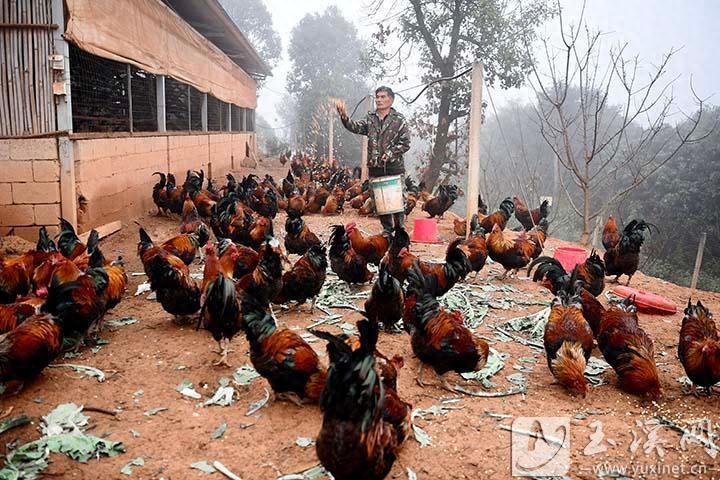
[379,212,405,235]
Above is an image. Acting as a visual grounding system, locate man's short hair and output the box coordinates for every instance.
[375,86,395,99]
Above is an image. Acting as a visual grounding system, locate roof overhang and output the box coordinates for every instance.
[161,0,272,78]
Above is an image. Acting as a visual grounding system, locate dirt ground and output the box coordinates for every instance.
[2,158,720,480]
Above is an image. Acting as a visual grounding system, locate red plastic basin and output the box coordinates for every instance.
[411,218,441,244]
[554,246,588,273]
[612,285,677,315]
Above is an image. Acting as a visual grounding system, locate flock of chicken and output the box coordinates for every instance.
[0,155,717,479]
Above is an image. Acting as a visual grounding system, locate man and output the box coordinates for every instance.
[336,86,411,234]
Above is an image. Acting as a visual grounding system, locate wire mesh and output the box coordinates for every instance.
[130,67,157,132]
[189,86,204,131]
[70,45,130,132]
[165,77,189,131]
[207,95,224,131]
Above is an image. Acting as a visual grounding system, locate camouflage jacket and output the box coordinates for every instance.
[340,108,411,176]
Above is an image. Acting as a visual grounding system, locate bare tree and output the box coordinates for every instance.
[529,1,711,244]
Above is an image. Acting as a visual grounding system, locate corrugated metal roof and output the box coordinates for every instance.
[161,0,271,78]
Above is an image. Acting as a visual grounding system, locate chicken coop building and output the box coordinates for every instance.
[0,0,269,239]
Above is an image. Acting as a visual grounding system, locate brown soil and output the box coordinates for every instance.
[2,159,719,480]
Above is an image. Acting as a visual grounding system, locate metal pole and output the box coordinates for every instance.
[465,63,484,237]
[328,103,333,163]
[156,75,166,132]
[201,93,208,131]
[127,65,133,132]
[360,94,372,181]
[690,232,707,295]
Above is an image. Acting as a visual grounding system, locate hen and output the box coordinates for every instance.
[199,243,241,367]
[345,222,389,265]
[678,300,720,396]
[404,264,489,393]
[313,319,406,479]
[544,289,594,396]
[137,227,200,321]
[241,296,326,404]
[273,244,327,310]
[284,214,321,256]
[486,223,536,279]
[603,219,654,286]
[597,298,662,399]
[513,196,550,231]
[364,263,404,330]
[329,225,373,284]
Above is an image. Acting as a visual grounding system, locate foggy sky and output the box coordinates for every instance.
[254,1,718,133]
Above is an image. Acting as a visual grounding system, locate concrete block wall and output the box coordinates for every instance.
[0,138,61,240]
[74,133,254,228]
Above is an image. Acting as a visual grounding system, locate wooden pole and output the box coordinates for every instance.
[156,75,166,132]
[465,63,484,237]
[360,94,372,181]
[690,232,707,295]
[328,103,333,163]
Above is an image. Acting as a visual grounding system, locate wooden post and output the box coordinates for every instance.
[328,103,334,163]
[690,232,707,295]
[465,63,484,237]
[228,103,232,131]
[58,136,77,228]
[156,75,166,132]
[360,94,372,181]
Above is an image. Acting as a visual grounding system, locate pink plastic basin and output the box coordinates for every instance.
[554,246,587,273]
[411,218,440,244]
[612,285,677,315]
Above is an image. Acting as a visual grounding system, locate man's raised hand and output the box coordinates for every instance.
[335,99,348,120]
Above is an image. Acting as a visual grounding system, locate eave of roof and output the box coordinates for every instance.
[161,0,272,78]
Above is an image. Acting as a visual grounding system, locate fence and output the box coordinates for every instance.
[68,45,255,135]
[0,0,56,137]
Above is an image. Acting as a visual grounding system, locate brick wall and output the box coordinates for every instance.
[74,133,254,228]
[0,138,61,240]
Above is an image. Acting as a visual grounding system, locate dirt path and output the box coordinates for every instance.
[2,158,719,479]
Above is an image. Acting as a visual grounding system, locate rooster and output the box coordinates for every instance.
[345,222,389,265]
[364,263,404,330]
[457,214,488,282]
[161,224,210,265]
[479,198,514,232]
[179,194,206,234]
[602,215,621,251]
[286,191,307,218]
[603,219,654,285]
[312,319,406,479]
[329,225,373,285]
[404,264,489,393]
[56,217,88,261]
[678,300,720,396]
[597,297,662,399]
[422,184,459,219]
[1,227,56,302]
[0,302,36,334]
[85,243,127,311]
[528,250,605,297]
[241,296,326,404]
[199,243,241,367]
[544,289,594,397]
[513,196,550,231]
[236,238,284,306]
[284,214,321,256]
[273,244,327,310]
[137,227,200,321]
[0,313,63,384]
[527,219,548,259]
[41,248,110,337]
[486,223,536,279]
[219,240,259,280]
[151,172,170,215]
